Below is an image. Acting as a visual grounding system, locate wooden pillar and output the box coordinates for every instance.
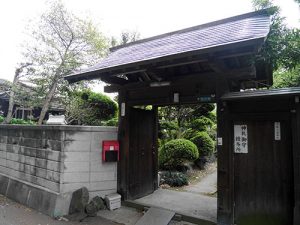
[117,90,130,199]
[216,75,234,225]
[153,106,159,190]
[292,99,300,225]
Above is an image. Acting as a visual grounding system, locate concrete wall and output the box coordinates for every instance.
[0,125,118,216]
[62,126,118,198]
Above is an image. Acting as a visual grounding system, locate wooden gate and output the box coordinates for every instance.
[128,108,157,199]
[233,116,294,225]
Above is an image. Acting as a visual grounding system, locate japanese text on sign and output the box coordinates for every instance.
[234,124,248,153]
[274,122,281,141]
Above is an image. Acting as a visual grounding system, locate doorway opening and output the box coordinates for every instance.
[128,103,218,222]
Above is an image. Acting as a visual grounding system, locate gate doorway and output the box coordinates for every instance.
[128,108,157,199]
[127,104,218,223]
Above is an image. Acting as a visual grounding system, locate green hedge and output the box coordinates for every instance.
[190,131,215,157]
[0,116,36,125]
[159,139,199,169]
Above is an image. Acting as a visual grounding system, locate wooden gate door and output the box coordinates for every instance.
[128,108,157,199]
[233,117,294,225]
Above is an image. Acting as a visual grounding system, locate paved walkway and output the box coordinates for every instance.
[134,168,218,223]
[0,194,195,225]
[134,189,217,222]
[184,170,217,195]
[0,194,122,225]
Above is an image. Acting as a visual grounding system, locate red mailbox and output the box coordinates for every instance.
[102,140,119,162]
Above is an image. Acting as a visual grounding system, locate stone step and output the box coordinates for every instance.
[135,207,175,225]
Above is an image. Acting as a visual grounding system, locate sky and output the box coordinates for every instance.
[0,0,299,93]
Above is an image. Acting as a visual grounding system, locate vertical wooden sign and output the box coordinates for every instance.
[274,122,281,141]
[234,124,248,153]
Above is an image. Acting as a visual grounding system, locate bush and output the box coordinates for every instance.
[159,139,199,169]
[160,171,188,187]
[190,132,215,157]
[190,116,214,131]
[182,128,198,140]
[192,103,215,118]
[158,120,179,140]
[66,90,118,126]
[102,117,118,126]
[0,116,36,125]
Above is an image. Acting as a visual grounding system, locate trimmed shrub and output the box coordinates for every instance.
[158,120,179,140]
[192,103,215,118]
[190,132,215,157]
[190,116,214,131]
[182,128,198,140]
[66,90,118,126]
[160,171,188,187]
[207,111,216,123]
[159,139,199,169]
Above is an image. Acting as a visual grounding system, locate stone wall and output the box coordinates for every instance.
[0,125,118,216]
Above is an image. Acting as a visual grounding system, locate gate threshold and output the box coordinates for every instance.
[123,200,216,225]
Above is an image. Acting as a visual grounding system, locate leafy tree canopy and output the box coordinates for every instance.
[22,0,109,124]
[252,0,300,88]
[65,89,118,126]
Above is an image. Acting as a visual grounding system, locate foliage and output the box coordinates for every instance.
[273,66,300,88]
[0,116,35,125]
[102,117,118,126]
[252,0,274,10]
[190,132,215,157]
[23,0,108,124]
[158,120,179,141]
[191,104,215,118]
[159,139,199,169]
[252,0,300,88]
[158,103,216,141]
[65,90,118,126]
[160,171,188,187]
[182,128,199,140]
[190,116,214,131]
[111,30,141,47]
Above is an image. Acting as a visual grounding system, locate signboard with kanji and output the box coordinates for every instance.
[274,122,281,141]
[234,124,248,153]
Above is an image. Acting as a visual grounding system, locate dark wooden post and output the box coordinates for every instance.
[153,106,159,190]
[216,75,233,225]
[292,98,300,225]
[117,90,130,199]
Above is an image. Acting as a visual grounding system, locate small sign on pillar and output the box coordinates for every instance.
[274,122,281,141]
[121,103,126,117]
[234,124,248,153]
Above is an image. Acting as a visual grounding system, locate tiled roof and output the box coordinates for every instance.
[66,9,272,82]
[222,87,300,100]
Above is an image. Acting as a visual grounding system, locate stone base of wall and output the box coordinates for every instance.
[0,173,71,217]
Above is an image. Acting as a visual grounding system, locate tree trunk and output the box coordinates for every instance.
[3,85,16,124]
[37,80,59,125]
[3,63,32,124]
[3,70,20,124]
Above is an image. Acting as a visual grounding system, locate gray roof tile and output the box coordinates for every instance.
[66,9,271,81]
